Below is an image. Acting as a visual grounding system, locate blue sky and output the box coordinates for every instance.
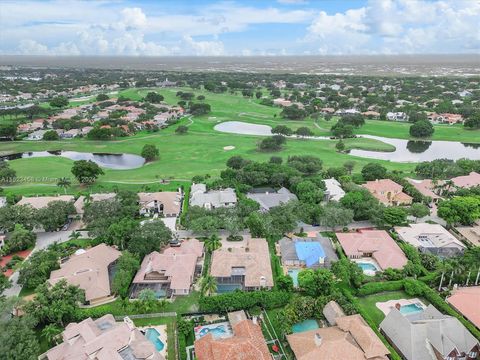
[1,0,479,56]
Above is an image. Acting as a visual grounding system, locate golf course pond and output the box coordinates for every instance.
[0,151,145,170]
[214,121,480,162]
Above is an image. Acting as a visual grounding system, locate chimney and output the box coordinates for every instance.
[395,303,401,310]
[252,317,257,325]
[124,316,135,330]
[260,276,266,288]
[314,333,322,347]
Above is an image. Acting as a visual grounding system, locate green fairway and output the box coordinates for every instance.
[3,87,477,195]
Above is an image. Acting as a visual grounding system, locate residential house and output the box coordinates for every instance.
[27,129,47,140]
[320,107,336,114]
[156,78,177,87]
[60,128,80,139]
[287,309,390,360]
[447,286,480,330]
[43,315,164,360]
[279,235,338,269]
[362,179,413,206]
[451,171,480,189]
[194,310,271,360]
[190,184,237,209]
[138,191,182,217]
[17,195,74,209]
[273,98,292,107]
[394,223,466,257]
[49,244,121,306]
[322,300,346,326]
[73,193,116,216]
[454,224,480,247]
[323,178,345,202]
[336,230,408,271]
[406,178,442,203]
[131,239,203,298]
[458,90,473,97]
[246,187,297,212]
[210,238,273,292]
[362,110,380,119]
[0,196,6,208]
[386,112,408,121]
[428,113,464,125]
[380,304,479,360]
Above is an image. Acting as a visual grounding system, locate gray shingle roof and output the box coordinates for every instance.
[246,187,297,211]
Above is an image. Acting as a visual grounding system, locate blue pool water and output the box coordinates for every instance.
[292,319,319,333]
[145,328,165,351]
[288,269,301,287]
[400,303,424,315]
[357,262,379,272]
[195,323,233,339]
[216,284,242,293]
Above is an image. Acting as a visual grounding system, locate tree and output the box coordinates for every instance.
[87,127,111,140]
[175,125,188,134]
[361,163,387,181]
[0,273,11,294]
[106,218,139,250]
[83,198,122,237]
[205,234,222,252]
[409,120,434,138]
[382,207,407,227]
[267,202,298,236]
[200,275,217,296]
[96,93,109,102]
[297,268,334,297]
[71,160,104,184]
[318,203,354,231]
[42,324,63,346]
[437,195,480,225]
[190,103,211,115]
[25,280,85,327]
[276,275,294,292]
[36,200,76,232]
[145,92,164,103]
[0,299,40,360]
[49,95,68,108]
[269,156,283,165]
[464,112,480,129]
[245,212,268,237]
[331,122,353,138]
[255,91,262,99]
[112,251,140,298]
[18,248,60,290]
[272,125,292,136]
[258,135,286,151]
[0,124,17,140]
[409,203,430,222]
[331,258,363,288]
[336,140,345,152]
[42,130,59,140]
[0,204,37,231]
[0,160,16,184]
[294,180,324,205]
[226,155,250,169]
[343,160,356,174]
[280,104,306,120]
[287,155,322,175]
[141,144,159,161]
[295,127,313,137]
[3,224,36,254]
[56,177,71,194]
[128,220,172,258]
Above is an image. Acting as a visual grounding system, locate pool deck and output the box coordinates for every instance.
[353,257,381,276]
[139,325,168,359]
[376,298,425,316]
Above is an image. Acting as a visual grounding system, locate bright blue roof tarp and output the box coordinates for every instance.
[295,241,325,267]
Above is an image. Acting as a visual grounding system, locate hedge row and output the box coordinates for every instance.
[357,280,404,296]
[340,288,402,360]
[199,290,292,313]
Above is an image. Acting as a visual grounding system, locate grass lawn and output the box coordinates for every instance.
[263,308,295,360]
[356,290,426,326]
[2,87,477,195]
[132,316,177,360]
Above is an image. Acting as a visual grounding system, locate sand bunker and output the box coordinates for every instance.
[223,146,235,151]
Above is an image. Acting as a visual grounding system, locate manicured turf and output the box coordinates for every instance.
[2,87,477,195]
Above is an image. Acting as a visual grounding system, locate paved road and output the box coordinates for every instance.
[2,230,91,298]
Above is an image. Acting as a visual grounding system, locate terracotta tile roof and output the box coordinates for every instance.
[362,179,412,206]
[406,178,441,200]
[195,319,271,360]
[287,314,389,360]
[451,171,480,189]
[17,195,74,209]
[210,238,273,288]
[336,230,408,270]
[49,244,121,302]
[447,286,480,329]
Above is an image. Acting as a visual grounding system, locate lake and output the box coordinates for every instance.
[214,121,480,162]
[0,151,145,170]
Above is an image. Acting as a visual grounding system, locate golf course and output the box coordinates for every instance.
[1,87,478,195]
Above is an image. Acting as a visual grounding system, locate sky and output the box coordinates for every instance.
[0,0,479,56]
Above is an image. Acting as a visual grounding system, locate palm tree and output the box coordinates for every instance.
[200,275,217,296]
[205,234,222,253]
[57,177,71,194]
[42,324,62,346]
[69,231,81,240]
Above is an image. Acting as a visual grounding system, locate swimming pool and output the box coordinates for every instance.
[145,328,165,351]
[357,262,379,275]
[400,303,424,315]
[216,284,242,293]
[292,319,319,333]
[194,322,233,340]
[288,269,301,287]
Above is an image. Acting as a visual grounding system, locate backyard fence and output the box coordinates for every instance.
[114,311,177,321]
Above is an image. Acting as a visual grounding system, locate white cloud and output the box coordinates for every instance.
[183,36,225,56]
[277,0,308,4]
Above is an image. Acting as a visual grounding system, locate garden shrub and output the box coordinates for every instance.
[357,280,404,296]
[199,290,291,313]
